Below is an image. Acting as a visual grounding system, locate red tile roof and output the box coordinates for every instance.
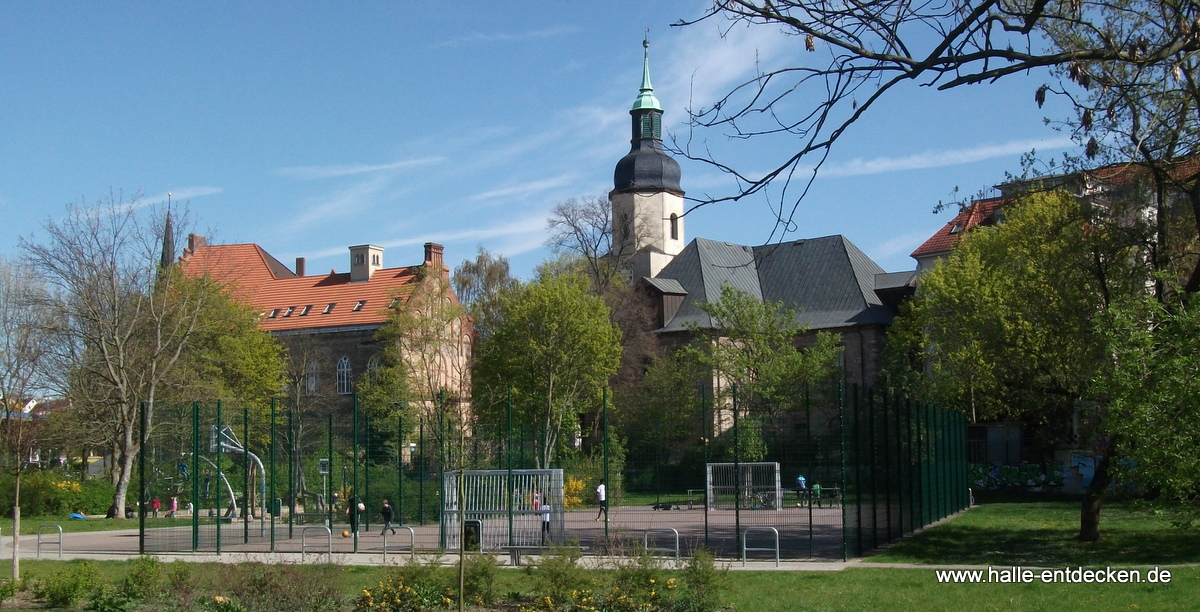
[910,197,1007,259]
[181,241,446,332]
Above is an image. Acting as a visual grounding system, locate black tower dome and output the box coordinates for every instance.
[613,40,683,195]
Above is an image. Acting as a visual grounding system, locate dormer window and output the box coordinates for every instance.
[322,303,336,314]
[949,223,963,234]
[389,297,401,308]
[282,306,295,317]
[268,309,280,318]
[299,305,312,316]
[353,300,367,312]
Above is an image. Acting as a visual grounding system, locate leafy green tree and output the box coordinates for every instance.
[1101,294,1200,513]
[691,285,841,412]
[889,190,1145,540]
[475,270,621,468]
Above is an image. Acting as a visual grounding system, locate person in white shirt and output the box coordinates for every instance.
[595,479,607,522]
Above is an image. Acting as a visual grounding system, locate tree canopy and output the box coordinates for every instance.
[474,270,622,468]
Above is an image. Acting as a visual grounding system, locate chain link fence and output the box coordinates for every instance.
[137,381,967,561]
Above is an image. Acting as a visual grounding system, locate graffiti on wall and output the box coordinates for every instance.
[969,452,1107,491]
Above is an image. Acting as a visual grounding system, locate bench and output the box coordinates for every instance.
[294,512,330,525]
[500,545,588,567]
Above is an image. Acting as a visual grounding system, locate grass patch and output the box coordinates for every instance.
[1,558,1197,611]
[872,497,1200,566]
[725,567,1200,612]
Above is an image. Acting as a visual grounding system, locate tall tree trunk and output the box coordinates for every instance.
[1079,451,1114,542]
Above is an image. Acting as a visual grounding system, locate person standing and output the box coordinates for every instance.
[379,499,396,535]
[541,504,552,545]
[594,479,607,522]
[151,496,162,518]
[168,496,179,518]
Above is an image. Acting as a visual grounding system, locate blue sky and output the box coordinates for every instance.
[0,2,1077,279]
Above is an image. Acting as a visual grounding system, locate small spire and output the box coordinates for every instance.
[159,192,175,270]
[632,37,661,112]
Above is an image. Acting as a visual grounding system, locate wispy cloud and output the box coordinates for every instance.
[868,229,938,261]
[283,174,394,232]
[137,186,223,209]
[821,137,1077,178]
[387,214,548,248]
[278,157,445,180]
[294,214,549,263]
[469,175,575,202]
[438,25,578,48]
[659,21,794,122]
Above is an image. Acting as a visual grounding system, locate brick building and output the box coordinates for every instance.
[179,236,471,414]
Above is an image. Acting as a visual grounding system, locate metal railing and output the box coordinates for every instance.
[382,526,416,562]
[37,524,63,559]
[741,526,779,567]
[301,526,332,559]
[643,527,680,561]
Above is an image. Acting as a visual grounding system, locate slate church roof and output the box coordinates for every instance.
[649,236,904,333]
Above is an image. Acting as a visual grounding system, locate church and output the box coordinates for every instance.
[614,41,916,389]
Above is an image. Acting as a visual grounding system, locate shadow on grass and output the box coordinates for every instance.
[872,499,1200,566]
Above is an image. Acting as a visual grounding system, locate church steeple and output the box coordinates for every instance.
[631,39,662,115]
[610,38,685,279]
[613,38,681,195]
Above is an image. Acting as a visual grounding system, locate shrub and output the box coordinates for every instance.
[463,552,499,606]
[526,542,590,604]
[0,471,115,517]
[32,560,102,608]
[676,547,728,612]
[84,585,134,612]
[226,563,343,612]
[0,579,18,602]
[120,555,163,600]
[354,575,452,612]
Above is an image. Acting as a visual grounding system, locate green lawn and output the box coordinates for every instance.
[871,497,1200,566]
[2,557,1198,611]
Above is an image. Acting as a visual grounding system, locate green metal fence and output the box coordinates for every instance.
[138,381,967,560]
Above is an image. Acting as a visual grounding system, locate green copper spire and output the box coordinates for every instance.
[631,38,661,112]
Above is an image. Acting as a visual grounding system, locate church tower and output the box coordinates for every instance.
[611,39,685,279]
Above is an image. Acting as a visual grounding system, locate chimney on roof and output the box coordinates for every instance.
[349,244,383,282]
[295,257,306,277]
[188,234,206,251]
[424,242,444,269]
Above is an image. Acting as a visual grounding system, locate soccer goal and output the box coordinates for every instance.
[706,462,782,511]
[442,468,563,551]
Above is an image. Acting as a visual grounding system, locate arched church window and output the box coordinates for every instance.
[336,356,352,395]
[670,213,679,240]
[367,356,381,382]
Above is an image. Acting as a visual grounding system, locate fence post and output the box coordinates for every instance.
[702,384,709,551]
[603,386,610,543]
[327,413,334,529]
[139,401,147,555]
[192,402,200,552]
[507,389,514,547]
[216,400,223,555]
[732,384,740,543]
[243,404,250,544]
[353,394,359,553]
[270,397,276,552]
